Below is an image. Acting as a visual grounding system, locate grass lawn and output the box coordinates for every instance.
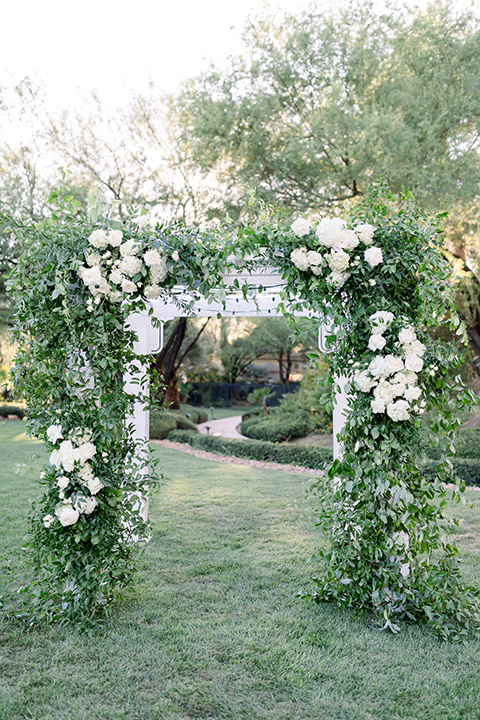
[0,419,480,720]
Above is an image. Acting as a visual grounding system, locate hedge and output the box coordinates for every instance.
[150,410,199,439]
[0,404,25,419]
[422,459,480,488]
[168,430,332,469]
[424,428,480,461]
[240,411,310,443]
[166,430,480,486]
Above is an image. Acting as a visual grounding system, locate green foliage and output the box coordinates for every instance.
[180,405,208,424]
[6,179,480,638]
[175,4,480,218]
[241,411,310,443]
[246,386,275,414]
[422,458,480,488]
[0,404,25,418]
[277,367,333,434]
[424,427,480,461]
[149,412,178,440]
[168,429,331,468]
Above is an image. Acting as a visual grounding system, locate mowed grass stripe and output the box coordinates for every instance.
[0,422,479,720]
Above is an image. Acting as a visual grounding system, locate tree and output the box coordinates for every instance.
[151,317,212,409]
[172,1,480,364]
[174,3,480,216]
[253,317,317,385]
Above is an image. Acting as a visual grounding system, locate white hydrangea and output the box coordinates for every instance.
[391,382,407,398]
[86,252,102,267]
[327,249,350,273]
[83,496,98,514]
[150,259,168,284]
[78,463,94,482]
[355,223,376,244]
[120,239,140,256]
[291,218,312,237]
[79,266,110,296]
[386,399,410,422]
[368,356,390,378]
[394,370,418,387]
[118,256,143,277]
[144,249,163,266]
[144,284,162,300]
[332,229,359,252]
[108,230,123,247]
[46,424,63,444]
[354,369,376,393]
[316,217,345,247]
[404,385,422,403]
[55,503,80,527]
[121,279,137,294]
[373,380,396,405]
[109,269,124,285]
[368,334,386,351]
[290,248,310,271]
[328,271,350,288]
[88,229,110,249]
[371,398,386,413]
[364,246,383,269]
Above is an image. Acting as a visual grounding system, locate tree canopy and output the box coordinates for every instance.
[173,2,480,219]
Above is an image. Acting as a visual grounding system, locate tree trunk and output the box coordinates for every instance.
[152,317,188,409]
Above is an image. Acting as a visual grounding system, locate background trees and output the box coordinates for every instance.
[1,2,480,372]
[173,3,480,219]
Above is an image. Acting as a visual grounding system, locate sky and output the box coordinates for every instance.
[1,0,316,111]
[2,0,477,114]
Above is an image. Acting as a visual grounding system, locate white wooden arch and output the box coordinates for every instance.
[124,269,349,519]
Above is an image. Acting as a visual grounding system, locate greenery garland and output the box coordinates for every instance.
[6,182,480,637]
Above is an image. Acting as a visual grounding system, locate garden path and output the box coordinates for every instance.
[197,415,244,439]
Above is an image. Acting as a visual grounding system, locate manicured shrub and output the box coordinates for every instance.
[168,412,198,432]
[168,429,332,468]
[241,411,310,442]
[423,428,480,461]
[186,407,208,423]
[0,405,25,419]
[149,412,178,439]
[422,459,480,487]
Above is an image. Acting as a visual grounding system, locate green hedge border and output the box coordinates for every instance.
[167,430,332,469]
[166,430,480,486]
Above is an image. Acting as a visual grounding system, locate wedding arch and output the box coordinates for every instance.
[7,182,480,637]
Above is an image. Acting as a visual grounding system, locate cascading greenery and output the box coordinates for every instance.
[6,182,480,637]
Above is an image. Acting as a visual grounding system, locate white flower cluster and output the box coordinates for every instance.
[354,313,427,421]
[43,424,104,528]
[78,227,174,307]
[290,216,381,289]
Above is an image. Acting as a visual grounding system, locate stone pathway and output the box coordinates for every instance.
[197,415,244,439]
